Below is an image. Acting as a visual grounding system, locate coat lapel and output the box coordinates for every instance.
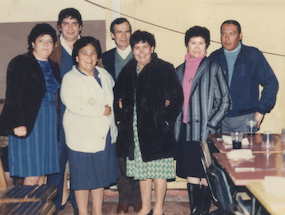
[189,57,207,99]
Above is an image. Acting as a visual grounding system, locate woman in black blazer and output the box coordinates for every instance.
[0,23,61,185]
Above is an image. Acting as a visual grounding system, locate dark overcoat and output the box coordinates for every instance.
[113,53,183,162]
[0,52,61,138]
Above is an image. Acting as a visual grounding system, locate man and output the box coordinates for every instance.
[209,20,278,133]
[102,18,142,214]
[47,8,82,215]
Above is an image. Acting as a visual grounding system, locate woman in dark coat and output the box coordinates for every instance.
[114,30,183,215]
[0,23,61,185]
[175,26,231,214]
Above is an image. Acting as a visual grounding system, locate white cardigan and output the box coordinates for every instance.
[61,65,117,153]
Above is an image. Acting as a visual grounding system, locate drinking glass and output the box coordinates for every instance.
[231,132,243,149]
[281,127,285,142]
[262,131,274,148]
[247,120,257,135]
[282,150,285,172]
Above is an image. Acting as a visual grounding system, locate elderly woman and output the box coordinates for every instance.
[114,30,183,215]
[60,36,118,215]
[0,23,61,185]
[175,26,231,215]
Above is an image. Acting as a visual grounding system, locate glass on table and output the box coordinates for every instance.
[282,150,285,172]
[281,127,285,142]
[247,120,257,135]
[262,131,274,148]
[231,132,243,149]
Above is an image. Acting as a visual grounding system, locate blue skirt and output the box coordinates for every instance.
[68,131,118,190]
[8,101,59,177]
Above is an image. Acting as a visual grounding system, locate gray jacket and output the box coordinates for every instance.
[174,57,232,141]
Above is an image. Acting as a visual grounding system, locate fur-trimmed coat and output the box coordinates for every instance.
[0,52,61,137]
[113,53,183,162]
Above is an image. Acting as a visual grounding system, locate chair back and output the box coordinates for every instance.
[200,140,235,214]
[200,140,212,168]
[209,162,233,214]
[200,141,218,205]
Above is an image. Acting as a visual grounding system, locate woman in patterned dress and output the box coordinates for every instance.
[0,23,61,185]
[114,30,183,215]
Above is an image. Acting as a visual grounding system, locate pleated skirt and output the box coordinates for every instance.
[8,101,59,177]
[68,131,119,190]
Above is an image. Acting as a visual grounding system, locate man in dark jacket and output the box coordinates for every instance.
[209,20,278,133]
[102,18,142,214]
[47,8,83,215]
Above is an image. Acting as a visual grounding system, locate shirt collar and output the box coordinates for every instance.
[60,34,81,56]
[116,45,132,59]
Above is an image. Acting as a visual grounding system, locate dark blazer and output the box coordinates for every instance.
[102,48,116,80]
[113,53,184,162]
[0,52,61,138]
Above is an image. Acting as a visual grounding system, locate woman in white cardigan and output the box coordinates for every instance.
[60,37,118,215]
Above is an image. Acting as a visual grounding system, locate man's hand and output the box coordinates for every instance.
[14,126,27,137]
[254,112,264,129]
[104,105,112,116]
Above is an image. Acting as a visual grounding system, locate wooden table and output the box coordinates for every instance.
[209,133,283,153]
[246,181,285,215]
[213,152,285,186]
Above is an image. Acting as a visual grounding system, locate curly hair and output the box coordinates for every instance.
[27,23,57,51]
[72,36,102,65]
[184,26,210,49]
[130,30,156,49]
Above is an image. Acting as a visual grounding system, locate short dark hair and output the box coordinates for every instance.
[28,23,57,51]
[110,18,132,34]
[57,8,82,30]
[221,20,241,34]
[72,36,102,65]
[130,30,156,49]
[184,26,210,49]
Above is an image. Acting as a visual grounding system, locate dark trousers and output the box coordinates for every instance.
[47,122,77,211]
[117,157,141,205]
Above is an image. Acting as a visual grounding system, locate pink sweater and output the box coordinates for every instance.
[183,52,206,123]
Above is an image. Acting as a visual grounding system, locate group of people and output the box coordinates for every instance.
[0,6,279,215]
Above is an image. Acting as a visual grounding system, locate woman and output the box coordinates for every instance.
[114,30,183,215]
[175,26,232,215]
[0,23,61,185]
[60,36,118,215]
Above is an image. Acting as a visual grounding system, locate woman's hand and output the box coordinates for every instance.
[118,98,123,109]
[165,100,170,107]
[104,105,112,116]
[13,126,27,137]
